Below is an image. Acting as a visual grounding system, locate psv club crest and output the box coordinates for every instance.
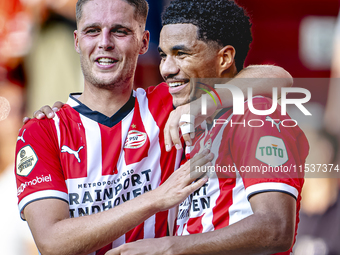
[124,130,147,149]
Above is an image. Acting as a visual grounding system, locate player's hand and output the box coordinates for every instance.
[151,148,213,212]
[22,101,65,124]
[164,99,217,151]
[105,237,174,255]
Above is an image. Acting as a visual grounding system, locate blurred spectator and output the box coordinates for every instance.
[0,81,38,255]
[325,8,340,137]
[23,0,83,116]
[293,6,340,254]
[294,127,340,255]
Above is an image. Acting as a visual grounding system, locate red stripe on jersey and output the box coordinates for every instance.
[212,178,235,230]
[125,223,144,242]
[100,123,121,175]
[155,210,169,237]
[96,243,112,255]
[59,105,88,179]
[187,215,204,234]
[146,83,176,184]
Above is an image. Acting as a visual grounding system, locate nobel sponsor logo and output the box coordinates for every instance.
[17,174,52,196]
[16,145,38,176]
[124,130,147,149]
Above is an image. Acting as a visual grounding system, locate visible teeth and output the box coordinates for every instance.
[97,58,115,65]
[169,82,185,87]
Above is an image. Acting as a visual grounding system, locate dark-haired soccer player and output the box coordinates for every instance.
[106,0,308,254]
[17,0,293,255]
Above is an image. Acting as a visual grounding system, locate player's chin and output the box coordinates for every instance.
[172,95,191,108]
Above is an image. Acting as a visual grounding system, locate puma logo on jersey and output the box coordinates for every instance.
[61,145,84,163]
[17,129,26,143]
[265,116,281,133]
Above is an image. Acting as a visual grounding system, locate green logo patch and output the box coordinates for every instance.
[256,136,288,167]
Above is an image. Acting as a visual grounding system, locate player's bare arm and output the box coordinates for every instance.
[24,149,213,255]
[105,191,296,255]
[164,64,293,151]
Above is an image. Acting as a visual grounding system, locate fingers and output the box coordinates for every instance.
[33,105,55,119]
[52,101,64,112]
[169,124,182,150]
[191,161,213,180]
[178,148,214,180]
[105,248,119,255]
[164,122,173,152]
[189,150,214,180]
[164,105,193,152]
[33,110,46,119]
[22,116,31,125]
[164,111,181,151]
[189,148,214,166]
[164,113,196,151]
[182,175,209,195]
[182,133,193,147]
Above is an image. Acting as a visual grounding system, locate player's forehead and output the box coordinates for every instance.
[159,23,202,51]
[78,0,138,29]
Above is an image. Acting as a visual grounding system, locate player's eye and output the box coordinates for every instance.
[159,52,167,59]
[177,51,187,57]
[113,28,129,36]
[86,28,99,34]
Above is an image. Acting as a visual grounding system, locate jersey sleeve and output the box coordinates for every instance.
[230,97,308,200]
[15,118,68,219]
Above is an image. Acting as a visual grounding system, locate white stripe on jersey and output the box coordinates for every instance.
[228,170,253,225]
[80,114,102,180]
[53,115,61,148]
[67,95,80,107]
[19,190,68,218]
[246,182,299,200]
[144,214,156,239]
[112,235,126,251]
[167,148,183,236]
[136,88,160,239]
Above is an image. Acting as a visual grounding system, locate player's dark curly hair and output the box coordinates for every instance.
[162,0,252,72]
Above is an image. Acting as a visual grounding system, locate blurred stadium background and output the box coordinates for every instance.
[0,0,339,254]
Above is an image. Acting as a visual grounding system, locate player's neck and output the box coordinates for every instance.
[78,82,133,117]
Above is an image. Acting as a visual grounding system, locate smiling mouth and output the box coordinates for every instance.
[168,81,188,88]
[96,57,117,65]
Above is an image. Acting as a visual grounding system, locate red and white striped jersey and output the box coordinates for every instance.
[15,83,182,255]
[176,97,308,255]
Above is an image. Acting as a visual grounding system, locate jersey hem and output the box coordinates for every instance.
[245,182,298,200]
[18,190,69,220]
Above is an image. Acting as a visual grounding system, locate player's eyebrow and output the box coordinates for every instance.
[81,23,101,32]
[171,45,191,51]
[158,45,191,53]
[81,23,133,32]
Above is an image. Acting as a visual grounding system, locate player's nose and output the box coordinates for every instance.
[98,30,114,51]
[160,55,180,80]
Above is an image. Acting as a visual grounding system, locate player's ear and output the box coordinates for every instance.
[139,30,150,55]
[217,45,236,75]
[74,30,80,54]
